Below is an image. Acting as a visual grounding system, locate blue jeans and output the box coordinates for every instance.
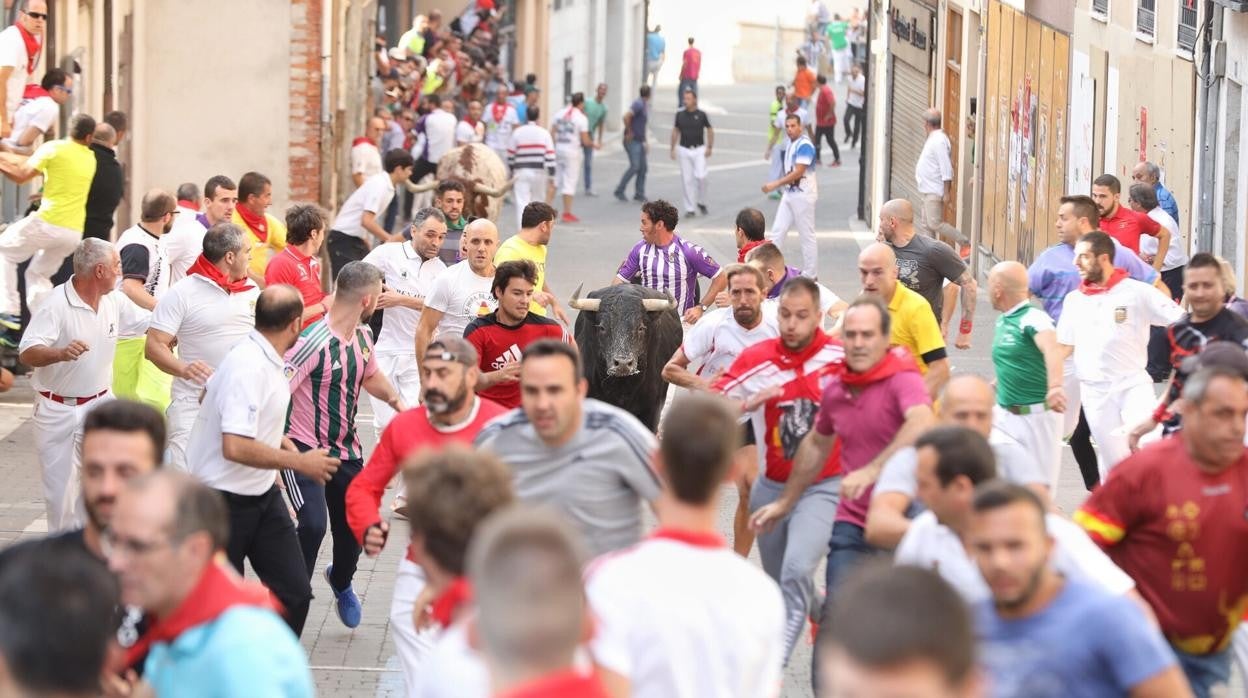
[1174,647,1231,698]
[582,144,595,192]
[615,140,647,199]
[814,521,878,693]
[678,78,698,108]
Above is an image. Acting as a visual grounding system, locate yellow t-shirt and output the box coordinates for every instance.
[30,139,96,232]
[232,209,288,280]
[888,284,946,374]
[494,234,548,316]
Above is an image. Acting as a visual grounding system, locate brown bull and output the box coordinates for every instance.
[407,143,514,222]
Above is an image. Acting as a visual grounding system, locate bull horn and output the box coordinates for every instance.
[404,179,438,194]
[567,284,601,312]
[474,176,516,198]
[641,298,676,312]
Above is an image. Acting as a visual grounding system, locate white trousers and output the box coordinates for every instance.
[165,394,201,471]
[369,352,421,439]
[769,143,785,182]
[993,405,1064,492]
[33,393,110,531]
[390,557,438,694]
[1234,624,1248,692]
[512,168,547,232]
[768,191,818,278]
[677,145,708,213]
[1080,375,1156,482]
[554,147,582,197]
[0,215,80,315]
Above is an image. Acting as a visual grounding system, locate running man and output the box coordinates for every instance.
[613,199,726,324]
[414,219,499,377]
[763,113,819,279]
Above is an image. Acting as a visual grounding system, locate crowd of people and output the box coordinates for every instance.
[0,1,1246,698]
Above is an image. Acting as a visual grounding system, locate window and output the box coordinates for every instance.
[1136,0,1156,38]
[1091,0,1109,17]
[1178,0,1199,54]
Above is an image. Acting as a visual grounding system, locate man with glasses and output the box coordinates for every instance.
[0,0,47,140]
[0,66,71,154]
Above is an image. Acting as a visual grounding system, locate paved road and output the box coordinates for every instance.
[0,82,1239,696]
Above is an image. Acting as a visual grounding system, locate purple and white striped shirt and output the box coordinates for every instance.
[616,235,722,312]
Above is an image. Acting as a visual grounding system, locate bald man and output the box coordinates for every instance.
[988,261,1067,491]
[864,374,1051,549]
[878,198,977,349]
[858,243,949,398]
[352,117,386,187]
[914,109,963,246]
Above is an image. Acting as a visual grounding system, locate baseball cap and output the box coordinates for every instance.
[425,337,479,367]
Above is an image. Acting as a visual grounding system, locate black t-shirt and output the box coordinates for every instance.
[84,143,125,241]
[1166,309,1248,400]
[674,109,712,148]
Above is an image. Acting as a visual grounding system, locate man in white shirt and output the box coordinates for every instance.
[422,99,458,165]
[896,425,1135,603]
[552,93,591,223]
[763,114,820,278]
[507,108,555,233]
[843,62,865,149]
[350,117,385,188]
[588,393,784,698]
[914,108,964,246]
[763,93,811,190]
[17,239,145,531]
[0,67,70,154]
[744,241,846,327]
[415,219,498,376]
[163,175,237,284]
[112,190,176,412]
[362,206,448,432]
[144,223,260,470]
[186,284,338,638]
[328,149,414,276]
[0,0,46,139]
[1056,231,1183,479]
[483,89,520,169]
[455,99,485,146]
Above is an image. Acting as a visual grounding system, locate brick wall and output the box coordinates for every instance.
[289,0,323,204]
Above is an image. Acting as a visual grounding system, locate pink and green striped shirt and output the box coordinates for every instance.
[284,319,378,460]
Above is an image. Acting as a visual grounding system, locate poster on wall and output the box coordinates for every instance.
[1067,50,1093,194]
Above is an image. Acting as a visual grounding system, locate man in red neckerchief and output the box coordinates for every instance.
[712,276,844,664]
[473,506,609,698]
[734,206,767,262]
[107,471,313,696]
[0,0,46,140]
[1092,173,1169,265]
[403,445,515,698]
[752,294,935,692]
[345,337,507,694]
[230,171,288,287]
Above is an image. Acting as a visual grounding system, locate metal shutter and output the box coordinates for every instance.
[888,58,931,210]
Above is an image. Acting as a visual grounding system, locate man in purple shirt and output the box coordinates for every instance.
[613,199,726,324]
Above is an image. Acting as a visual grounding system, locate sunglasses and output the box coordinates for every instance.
[23,10,48,20]
[53,85,72,94]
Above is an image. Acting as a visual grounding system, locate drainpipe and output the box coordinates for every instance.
[1196,0,1221,253]
[320,0,334,207]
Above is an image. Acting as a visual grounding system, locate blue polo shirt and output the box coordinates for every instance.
[1154,182,1179,226]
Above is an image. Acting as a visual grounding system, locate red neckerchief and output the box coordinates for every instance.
[650,527,726,549]
[496,670,610,698]
[775,329,833,370]
[1078,267,1129,296]
[429,576,472,629]
[16,24,40,75]
[177,199,200,211]
[490,101,509,123]
[737,239,764,263]
[21,84,48,100]
[841,346,920,387]
[464,117,479,127]
[186,254,255,294]
[352,136,376,147]
[234,204,268,243]
[123,562,277,668]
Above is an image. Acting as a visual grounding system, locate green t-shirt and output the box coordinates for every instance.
[827,20,849,50]
[584,97,607,134]
[992,302,1056,406]
[768,99,783,142]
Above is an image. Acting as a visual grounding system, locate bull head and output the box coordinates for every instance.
[567,284,675,313]
[403,176,516,197]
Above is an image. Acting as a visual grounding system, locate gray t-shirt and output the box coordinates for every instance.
[889,233,967,320]
[873,430,1047,499]
[474,399,661,557]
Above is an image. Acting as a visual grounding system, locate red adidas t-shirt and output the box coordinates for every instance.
[264,246,326,328]
[1099,204,1160,255]
[463,312,570,408]
[1075,436,1248,654]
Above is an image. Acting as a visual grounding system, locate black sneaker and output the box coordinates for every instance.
[633,194,647,203]
[614,192,628,202]
[697,204,708,215]
[685,210,696,218]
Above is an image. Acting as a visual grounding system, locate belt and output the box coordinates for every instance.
[1003,402,1048,415]
[38,389,108,407]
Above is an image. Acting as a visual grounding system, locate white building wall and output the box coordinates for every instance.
[1209,11,1248,294]
[546,1,593,120]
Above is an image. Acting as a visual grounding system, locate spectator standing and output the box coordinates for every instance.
[328,149,415,275]
[230,171,288,286]
[552,94,592,223]
[582,83,608,196]
[645,25,665,90]
[613,199,726,323]
[455,99,485,145]
[614,86,651,203]
[678,37,701,108]
[827,14,852,82]
[266,204,332,328]
[1132,160,1180,225]
[351,117,385,187]
[483,89,520,168]
[670,88,714,218]
[1092,173,1168,262]
[0,0,46,138]
[813,74,840,167]
[844,62,865,148]
[507,106,556,232]
[914,109,964,246]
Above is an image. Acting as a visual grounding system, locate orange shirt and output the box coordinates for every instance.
[793,68,817,100]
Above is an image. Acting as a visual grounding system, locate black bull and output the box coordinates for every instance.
[570,284,683,432]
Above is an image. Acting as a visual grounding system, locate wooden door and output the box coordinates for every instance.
[943,8,962,226]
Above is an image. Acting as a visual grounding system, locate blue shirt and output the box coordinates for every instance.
[1155,182,1180,226]
[1027,241,1157,321]
[645,32,666,62]
[628,98,649,142]
[975,579,1177,698]
[144,606,314,698]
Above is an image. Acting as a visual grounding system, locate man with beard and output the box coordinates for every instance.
[1091,173,1168,263]
[345,337,507,693]
[1056,232,1181,479]
[281,261,405,629]
[456,99,485,145]
[712,277,844,663]
[164,175,237,284]
[416,219,499,377]
[664,263,778,557]
[973,482,1189,697]
[433,180,472,265]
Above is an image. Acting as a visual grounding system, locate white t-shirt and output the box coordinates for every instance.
[163,211,209,285]
[19,282,146,397]
[846,74,866,108]
[0,26,33,122]
[552,105,589,151]
[186,331,289,496]
[455,119,484,145]
[586,535,785,698]
[362,241,447,354]
[424,260,497,339]
[3,95,56,147]
[872,430,1049,498]
[1057,278,1183,384]
[148,274,260,401]
[895,511,1135,603]
[331,172,396,240]
[483,102,520,150]
[424,109,458,162]
[413,620,490,698]
[115,225,171,338]
[350,141,382,177]
[1141,207,1189,271]
[915,130,954,196]
[682,304,779,379]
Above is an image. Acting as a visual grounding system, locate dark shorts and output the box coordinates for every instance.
[740,422,756,447]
